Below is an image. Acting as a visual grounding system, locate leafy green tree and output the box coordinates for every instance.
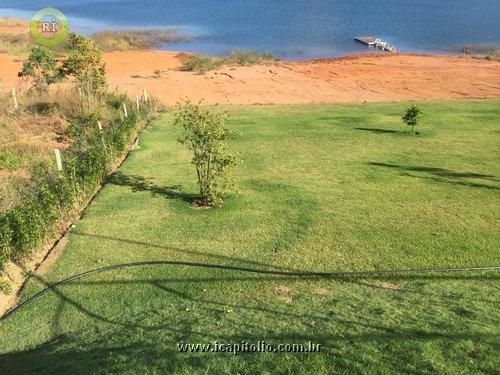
[174,102,237,207]
[60,33,107,98]
[18,46,62,92]
[401,105,423,135]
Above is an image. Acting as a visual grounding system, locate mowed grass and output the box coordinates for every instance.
[0,100,499,374]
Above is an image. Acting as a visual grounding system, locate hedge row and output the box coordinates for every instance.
[0,94,159,274]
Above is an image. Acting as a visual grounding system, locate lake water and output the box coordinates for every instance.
[1,0,499,59]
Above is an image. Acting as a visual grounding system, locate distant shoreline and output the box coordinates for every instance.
[2,14,499,61]
[1,16,500,105]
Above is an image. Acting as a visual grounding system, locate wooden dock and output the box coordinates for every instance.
[355,36,398,53]
[355,36,377,46]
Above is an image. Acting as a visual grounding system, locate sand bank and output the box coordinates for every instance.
[1,50,499,105]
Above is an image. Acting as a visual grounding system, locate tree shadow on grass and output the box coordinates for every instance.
[368,162,497,180]
[368,162,499,190]
[354,127,401,134]
[107,171,197,203]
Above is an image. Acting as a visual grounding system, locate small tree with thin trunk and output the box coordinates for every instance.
[174,101,237,207]
[18,46,62,93]
[60,33,107,110]
[401,105,423,135]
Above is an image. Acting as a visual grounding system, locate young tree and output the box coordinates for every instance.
[401,105,423,135]
[60,33,107,98]
[18,46,62,92]
[174,102,237,207]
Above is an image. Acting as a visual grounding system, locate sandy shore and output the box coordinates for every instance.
[1,50,499,105]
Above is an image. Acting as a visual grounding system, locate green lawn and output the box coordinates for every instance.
[0,100,499,374]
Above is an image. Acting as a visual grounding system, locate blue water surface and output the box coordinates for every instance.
[1,0,499,59]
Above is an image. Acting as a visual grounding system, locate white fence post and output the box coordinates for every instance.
[136,96,140,111]
[123,103,128,118]
[143,89,148,103]
[11,88,18,110]
[97,121,103,131]
[54,149,63,171]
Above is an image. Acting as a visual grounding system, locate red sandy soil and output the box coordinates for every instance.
[1,50,499,105]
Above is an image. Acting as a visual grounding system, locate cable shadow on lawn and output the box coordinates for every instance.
[17,268,500,334]
[107,171,197,203]
[71,231,298,273]
[2,271,498,374]
[368,162,499,190]
[73,179,318,272]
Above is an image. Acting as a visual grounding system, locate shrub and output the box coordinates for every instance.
[18,46,62,92]
[106,92,129,110]
[227,51,276,66]
[0,92,159,269]
[182,51,277,74]
[0,214,13,261]
[181,55,224,74]
[460,44,500,61]
[0,148,28,170]
[0,277,11,295]
[174,102,237,207]
[402,105,423,135]
[91,28,192,52]
[60,33,107,108]
[68,111,104,144]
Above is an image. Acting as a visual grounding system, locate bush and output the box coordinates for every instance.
[91,28,192,51]
[181,55,224,74]
[0,277,11,295]
[460,44,500,61]
[0,148,28,170]
[182,51,277,74]
[401,105,423,135]
[18,46,62,92]
[0,93,158,268]
[60,33,107,109]
[174,102,237,207]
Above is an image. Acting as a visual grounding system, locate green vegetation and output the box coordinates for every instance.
[182,51,277,74]
[18,46,63,92]
[460,44,500,61]
[90,28,192,51]
[174,102,237,207]
[0,92,158,269]
[0,100,498,373]
[60,33,107,103]
[0,18,193,55]
[401,104,423,135]
[1,34,160,285]
[0,277,11,295]
[0,148,29,170]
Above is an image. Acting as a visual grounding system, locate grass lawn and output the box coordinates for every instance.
[0,100,499,374]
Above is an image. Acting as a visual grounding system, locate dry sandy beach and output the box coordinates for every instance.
[1,50,499,105]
